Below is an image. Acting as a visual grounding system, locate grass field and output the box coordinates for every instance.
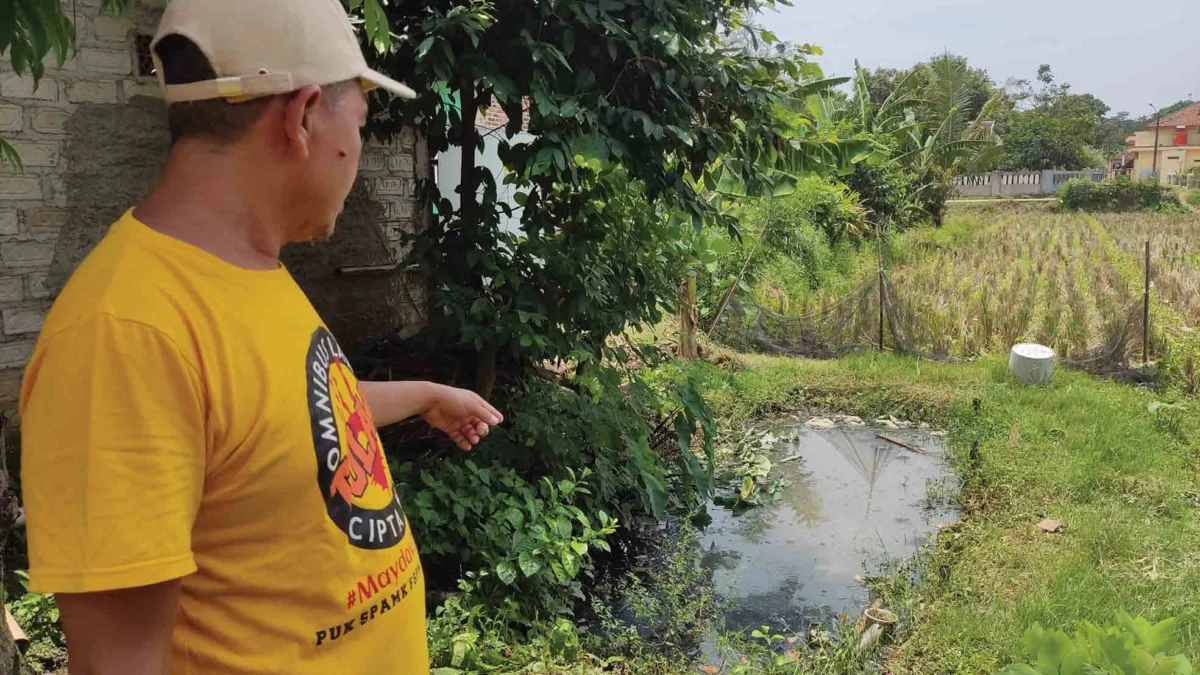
[683,350,1200,673]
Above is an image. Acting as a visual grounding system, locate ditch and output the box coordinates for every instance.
[701,418,957,636]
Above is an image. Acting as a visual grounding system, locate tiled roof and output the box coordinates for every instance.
[1150,102,1200,128]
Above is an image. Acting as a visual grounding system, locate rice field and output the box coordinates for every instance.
[751,212,1200,366]
[1101,212,1200,328]
[886,214,1138,358]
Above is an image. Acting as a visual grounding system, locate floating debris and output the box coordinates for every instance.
[876,432,928,455]
[806,417,837,430]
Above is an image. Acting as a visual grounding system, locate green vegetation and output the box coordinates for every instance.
[999,613,1192,675]
[357,0,869,397]
[996,65,1124,170]
[1059,177,1186,213]
[5,571,66,674]
[673,351,1200,673]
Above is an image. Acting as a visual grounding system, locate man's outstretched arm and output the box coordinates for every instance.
[360,381,504,450]
[57,580,181,675]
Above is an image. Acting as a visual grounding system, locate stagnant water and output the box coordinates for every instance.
[701,422,958,633]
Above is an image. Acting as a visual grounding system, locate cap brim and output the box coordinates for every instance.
[360,69,417,100]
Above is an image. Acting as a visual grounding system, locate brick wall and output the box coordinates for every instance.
[0,0,428,412]
[477,99,530,131]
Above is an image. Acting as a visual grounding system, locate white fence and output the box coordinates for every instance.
[953,170,1106,197]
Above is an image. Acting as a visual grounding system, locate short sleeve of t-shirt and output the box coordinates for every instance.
[20,314,207,593]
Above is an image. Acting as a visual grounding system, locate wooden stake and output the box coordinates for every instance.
[680,272,698,360]
[877,220,886,352]
[1144,240,1151,367]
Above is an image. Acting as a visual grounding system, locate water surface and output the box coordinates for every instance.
[702,423,957,632]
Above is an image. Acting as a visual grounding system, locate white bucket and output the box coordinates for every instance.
[1009,343,1055,385]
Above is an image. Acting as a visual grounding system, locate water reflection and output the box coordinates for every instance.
[702,423,958,634]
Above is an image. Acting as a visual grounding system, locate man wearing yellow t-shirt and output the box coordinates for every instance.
[18,0,502,673]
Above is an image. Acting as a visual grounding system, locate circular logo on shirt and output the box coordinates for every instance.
[306,327,406,550]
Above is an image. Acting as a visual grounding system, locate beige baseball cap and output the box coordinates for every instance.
[151,0,416,104]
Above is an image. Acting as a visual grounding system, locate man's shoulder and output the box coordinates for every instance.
[40,218,193,343]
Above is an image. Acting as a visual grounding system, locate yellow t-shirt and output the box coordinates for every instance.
[20,210,429,674]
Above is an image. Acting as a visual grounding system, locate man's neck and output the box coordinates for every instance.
[135,140,289,270]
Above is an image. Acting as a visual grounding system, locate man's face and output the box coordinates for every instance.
[289,84,367,242]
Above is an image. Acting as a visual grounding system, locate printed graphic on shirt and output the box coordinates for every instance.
[306,327,407,550]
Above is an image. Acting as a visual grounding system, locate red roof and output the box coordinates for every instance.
[1150,102,1200,128]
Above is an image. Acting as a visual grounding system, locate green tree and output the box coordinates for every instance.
[851,55,1003,225]
[997,65,1113,170]
[354,0,863,395]
[857,53,997,117]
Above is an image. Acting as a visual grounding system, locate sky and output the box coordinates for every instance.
[767,0,1196,118]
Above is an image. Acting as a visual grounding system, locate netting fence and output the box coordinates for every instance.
[708,269,1145,376]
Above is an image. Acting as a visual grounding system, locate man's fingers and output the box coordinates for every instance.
[466,397,503,425]
[449,431,471,451]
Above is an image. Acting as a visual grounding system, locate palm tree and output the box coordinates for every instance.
[853,54,1005,224]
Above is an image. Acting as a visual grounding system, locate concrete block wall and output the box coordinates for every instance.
[0,0,429,412]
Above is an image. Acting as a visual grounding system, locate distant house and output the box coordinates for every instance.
[1128,102,1200,181]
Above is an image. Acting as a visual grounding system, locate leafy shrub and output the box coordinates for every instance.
[426,529,710,675]
[916,165,956,227]
[427,582,612,673]
[470,372,715,522]
[405,461,616,624]
[843,161,922,230]
[6,571,67,674]
[1187,190,1200,208]
[998,613,1192,675]
[699,177,870,318]
[396,371,716,626]
[745,175,867,245]
[1059,176,1185,213]
[598,525,720,657]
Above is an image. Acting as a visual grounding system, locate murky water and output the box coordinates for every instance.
[702,422,958,633]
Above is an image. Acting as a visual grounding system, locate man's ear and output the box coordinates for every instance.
[282,84,323,160]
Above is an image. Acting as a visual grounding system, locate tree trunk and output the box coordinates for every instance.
[456,66,497,397]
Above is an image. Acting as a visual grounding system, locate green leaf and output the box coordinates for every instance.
[495,561,517,585]
[504,507,524,528]
[570,541,588,556]
[0,139,23,173]
[518,551,541,578]
[555,516,573,539]
[415,36,435,61]
[627,437,669,518]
